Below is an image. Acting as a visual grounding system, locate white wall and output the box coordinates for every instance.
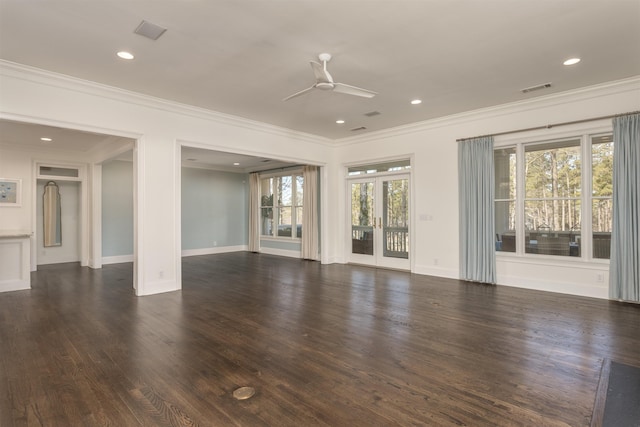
[1,60,638,299]
[0,61,332,296]
[334,77,640,299]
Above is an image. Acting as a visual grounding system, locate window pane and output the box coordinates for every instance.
[279,176,292,206]
[278,207,292,236]
[351,182,374,226]
[261,208,273,236]
[495,201,515,252]
[591,136,613,259]
[494,147,516,199]
[525,139,581,199]
[261,178,273,207]
[348,159,410,175]
[592,139,614,197]
[296,206,303,238]
[525,200,581,257]
[296,175,304,206]
[593,200,612,259]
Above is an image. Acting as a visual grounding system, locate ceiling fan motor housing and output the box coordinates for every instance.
[316,82,334,90]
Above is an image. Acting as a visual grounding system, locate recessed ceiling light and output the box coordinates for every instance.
[411,99,422,105]
[336,120,345,124]
[40,137,52,142]
[117,51,134,60]
[233,162,240,166]
[563,57,580,66]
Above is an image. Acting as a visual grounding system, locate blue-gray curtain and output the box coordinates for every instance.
[609,113,640,301]
[458,136,496,284]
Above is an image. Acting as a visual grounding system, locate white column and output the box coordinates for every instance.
[134,135,181,296]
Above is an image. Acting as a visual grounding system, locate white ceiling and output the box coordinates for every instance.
[1,0,639,162]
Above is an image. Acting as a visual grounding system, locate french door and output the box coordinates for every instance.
[348,174,410,270]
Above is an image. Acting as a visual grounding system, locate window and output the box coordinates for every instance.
[495,133,613,260]
[524,139,581,256]
[494,148,516,252]
[348,159,411,176]
[591,135,613,259]
[260,172,303,239]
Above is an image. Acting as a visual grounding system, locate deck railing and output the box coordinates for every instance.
[351,225,409,259]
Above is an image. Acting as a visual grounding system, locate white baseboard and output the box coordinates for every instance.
[413,264,459,279]
[0,280,30,293]
[102,254,134,265]
[135,279,180,296]
[260,247,301,259]
[496,274,608,299]
[182,245,248,257]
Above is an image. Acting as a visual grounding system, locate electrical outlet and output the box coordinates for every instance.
[213,241,217,247]
[159,271,164,279]
[434,258,439,266]
[596,273,604,282]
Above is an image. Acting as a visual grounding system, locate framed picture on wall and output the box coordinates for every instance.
[0,178,21,207]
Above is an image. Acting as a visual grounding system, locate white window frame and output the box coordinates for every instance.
[494,123,612,264]
[259,170,303,241]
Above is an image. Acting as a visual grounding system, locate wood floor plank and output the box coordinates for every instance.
[0,253,638,426]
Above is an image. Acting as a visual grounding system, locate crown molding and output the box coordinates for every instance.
[0,60,333,147]
[334,76,640,146]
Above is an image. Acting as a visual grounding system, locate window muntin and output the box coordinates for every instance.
[260,173,303,239]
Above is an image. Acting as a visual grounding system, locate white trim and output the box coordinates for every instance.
[413,264,459,279]
[0,60,332,147]
[102,254,134,265]
[497,275,608,300]
[0,236,31,292]
[260,247,302,259]
[136,279,180,296]
[89,163,102,269]
[175,141,183,293]
[335,76,640,145]
[133,138,144,295]
[181,245,248,257]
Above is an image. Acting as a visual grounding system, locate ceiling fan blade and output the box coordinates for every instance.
[333,82,377,98]
[282,85,316,101]
[310,61,332,83]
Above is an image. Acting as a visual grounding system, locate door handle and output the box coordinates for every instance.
[379,217,382,228]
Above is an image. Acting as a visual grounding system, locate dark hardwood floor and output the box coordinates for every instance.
[1,252,638,426]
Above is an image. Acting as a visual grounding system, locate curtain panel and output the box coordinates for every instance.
[248,172,260,253]
[609,113,640,302]
[458,136,496,284]
[302,166,319,260]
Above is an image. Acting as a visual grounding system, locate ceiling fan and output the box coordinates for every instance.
[283,53,377,101]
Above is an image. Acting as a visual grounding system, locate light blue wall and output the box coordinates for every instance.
[102,160,134,257]
[181,167,248,250]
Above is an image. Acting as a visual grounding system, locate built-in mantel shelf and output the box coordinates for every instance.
[0,230,32,292]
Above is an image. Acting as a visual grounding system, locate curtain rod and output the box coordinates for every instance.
[253,164,305,174]
[456,110,640,142]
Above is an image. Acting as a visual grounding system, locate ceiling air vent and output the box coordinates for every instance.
[364,111,381,117]
[134,20,167,40]
[350,126,367,132]
[521,82,552,94]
